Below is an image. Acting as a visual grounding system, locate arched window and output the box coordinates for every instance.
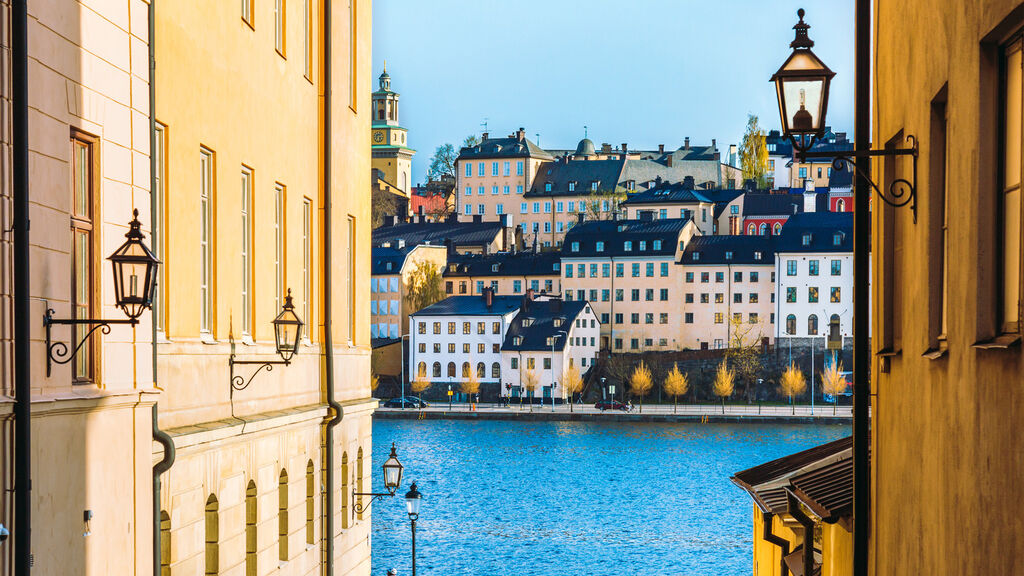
[246,481,257,575]
[747,223,756,235]
[773,222,783,235]
[205,495,219,575]
[491,362,501,379]
[279,470,289,562]
[808,314,819,335]
[341,452,349,529]
[305,461,315,546]
[759,223,768,235]
[462,362,471,378]
[786,314,797,335]
[417,362,426,378]
[432,362,441,377]
[476,362,486,378]
[377,108,384,121]
[447,362,456,377]
[836,198,845,211]
[356,447,365,520]
[401,172,408,192]
[160,510,171,576]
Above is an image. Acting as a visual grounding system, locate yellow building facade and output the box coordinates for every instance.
[370,68,414,194]
[872,0,1024,573]
[154,1,374,576]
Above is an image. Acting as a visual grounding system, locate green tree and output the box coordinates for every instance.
[629,361,653,413]
[739,114,769,188]
[713,361,735,414]
[779,364,808,415]
[405,260,444,313]
[463,134,480,148]
[663,363,690,414]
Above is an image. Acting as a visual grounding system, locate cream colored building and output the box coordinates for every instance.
[370,67,414,194]
[560,217,699,350]
[679,236,776,350]
[442,251,562,297]
[454,129,553,225]
[154,2,374,576]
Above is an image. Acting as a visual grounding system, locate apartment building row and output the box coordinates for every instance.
[1,2,375,575]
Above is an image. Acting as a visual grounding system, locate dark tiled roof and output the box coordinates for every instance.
[789,452,853,520]
[501,299,592,352]
[731,436,853,514]
[561,218,690,258]
[775,212,853,253]
[371,246,410,275]
[680,235,776,265]
[828,164,853,188]
[618,182,712,206]
[372,219,503,249]
[743,192,803,217]
[524,158,625,197]
[619,158,723,189]
[411,295,521,317]
[459,135,552,160]
[443,251,561,278]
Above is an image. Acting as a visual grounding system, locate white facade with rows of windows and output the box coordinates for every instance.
[408,304,519,386]
[775,250,854,342]
[501,305,602,400]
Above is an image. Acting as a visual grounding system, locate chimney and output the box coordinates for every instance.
[601,142,612,154]
[729,144,738,165]
[684,137,690,150]
[803,180,817,213]
[473,214,482,223]
[517,127,526,141]
[639,210,654,222]
[711,138,717,150]
[444,237,455,256]
[483,287,494,308]
[418,205,424,216]
[446,212,459,223]
[397,238,406,249]
[383,215,396,227]
[482,132,489,140]
[621,143,628,153]
[525,288,535,302]
[658,144,665,154]
[682,175,695,190]
[499,214,508,228]
[576,212,585,225]
[666,154,673,168]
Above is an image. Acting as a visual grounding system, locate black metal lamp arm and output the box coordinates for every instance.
[351,491,395,514]
[229,354,291,392]
[795,134,918,222]
[44,308,138,377]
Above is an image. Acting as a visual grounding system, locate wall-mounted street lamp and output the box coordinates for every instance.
[229,289,303,393]
[352,443,405,514]
[44,209,159,376]
[774,9,918,221]
[405,482,422,576]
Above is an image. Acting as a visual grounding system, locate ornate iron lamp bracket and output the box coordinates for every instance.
[43,308,137,377]
[796,134,918,223]
[351,491,395,515]
[229,352,290,394]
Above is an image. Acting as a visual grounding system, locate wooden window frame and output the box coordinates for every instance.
[998,35,1024,336]
[200,147,216,337]
[242,0,255,29]
[154,123,168,335]
[70,129,100,385]
[241,166,254,338]
[275,0,287,57]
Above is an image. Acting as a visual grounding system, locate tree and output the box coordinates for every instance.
[629,361,653,413]
[409,379,431,409]
[712,361,735,414]
[739,114,769,188]
[820,361,847,415]
[583,189,627,221]
[371,186,400,228]
[463,134,480,148]
[405,260,444,313]
[426,143,457,183]
[460,364,480,409]
[370,372,380,394]
[522,368,539,412]
[726,315,765,401]
[663,363,690,414]
[562,364,584,413]
[779,364,808,415]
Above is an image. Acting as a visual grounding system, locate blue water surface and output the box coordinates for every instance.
[370,419,847,576]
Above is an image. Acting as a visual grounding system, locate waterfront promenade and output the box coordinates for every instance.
[375,401,852,424]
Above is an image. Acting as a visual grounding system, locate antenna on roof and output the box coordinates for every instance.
[481,118,489,133]
[536,133,540,146]
[584,125,588,139]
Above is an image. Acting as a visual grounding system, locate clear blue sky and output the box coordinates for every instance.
[371,0,854,184]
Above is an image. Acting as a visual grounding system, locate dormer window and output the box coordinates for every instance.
[492,264,500,272]
[553,317,563,327]
[693,252,701,261]
[725,251,733,260]
[596,241,605,252]
[568,181,576,192]
[624,241,633,251]
[802,233,812,246]
[386,262,393,271]
[522,317,534,327]
[545,183,552,192]
[553,262,561,271]
[755,251,763,259]
[591,181,599,191]
[513,336,523,346]
[639,241,647,251]
[571,241,580,252]
[833,232,843,246]
[653,240,662,250]
[545,336,554,346]
[449,264,456,272]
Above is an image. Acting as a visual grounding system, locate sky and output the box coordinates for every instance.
[371,0,855,184]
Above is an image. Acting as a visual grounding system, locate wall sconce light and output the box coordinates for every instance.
[44,209,159,376]
[353,443,405,514]
[229,289,303,394]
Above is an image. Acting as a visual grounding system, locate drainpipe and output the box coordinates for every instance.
[148,4,176,575]
[321,2,344,572]
[787,492,815,576]
[12,0,31,573]
[761,512,790,576]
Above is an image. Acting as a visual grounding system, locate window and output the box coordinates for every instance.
[751,271,759,282]
[700,293,709,303]
[493,322,500,334]
[478,204,485,215]
[517,161,524,175]
[786,314,797,334]
[520,202,528,214]
[632,263,640,277]
[242,0,254,26]
[496,204,504,215]
[624,241,633,251]
[750,313,759,324]
[630,338,639,350]
[714,313,723,324]
[154,124,167,333]
[809,260,819,276]
[831,287,841,303]
[802,233,812,246]
[545,202,552,213]
[526,357,535,370]
[643,289,653,301]
[787,287,797,303]
[614,313,623,324]
[750,293,758,303]
[809,287,819,303]
[659,313,668,324]
[71,132,97,381]
[808,314,819,335]
[510,357,519,370]
[303,198,313,337]
[831,260,842,275]
[685,313,694,323]
[273,185,287,310]
[477,322,485,335]
[734,293,742,303]
[199,147,215,335]
[787,260,797,276]
[513,280,522,293]
[602,263,610,277]
[492,162,499,176]
[631,313,639,324]
[701,272,709,283]
[517,185,524,195]
[685,272,694,283]
[434,343,442,353]
[432,362,442,378]
[645,313,654,324]
[274,0,286,55]
[685,293,693,303]
[1001,36,1023,333]
[660,289,668,301]
[463,322,471,334]
[246,481,258,574]
[631,289,640,301]
[447,362,456,376]
[465,163,472,177]
[616,263,624,277]
[590,264,598,278]
[715,293,724,304]
[715,272,724,283]
[646,263,654,277]
[492,186,498,195]
[533,202,540,213]
[596,241,604,252]
[477,343,485,354]
[660,262,669,277]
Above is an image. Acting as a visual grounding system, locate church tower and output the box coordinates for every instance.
[371,65,415,193]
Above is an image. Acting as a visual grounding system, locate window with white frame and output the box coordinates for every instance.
[241,167,254,336]
[274,184,286,310]
[200,147,215,334]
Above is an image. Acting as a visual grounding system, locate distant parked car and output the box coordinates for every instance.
[594,400,628,411]
[383,396,428,408]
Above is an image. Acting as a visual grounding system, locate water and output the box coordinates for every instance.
[370,419,847,576]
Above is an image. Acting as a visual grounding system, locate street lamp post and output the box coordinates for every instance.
[399,333,411,408]
[551,330,567,412]
[405,482,422,576]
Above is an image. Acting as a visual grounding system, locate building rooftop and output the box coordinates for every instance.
[525,158,626,198]
[561,217,690,258]
[501,299,593,352]
[372,216,505,250]
[775,212,854,253]
[458,129,553,161]
[411,294,521,317]
[679,235,776,265]
[370,246,412,275]
[742,192,805,217]
[443,251,561,278]
[618,181,713,206]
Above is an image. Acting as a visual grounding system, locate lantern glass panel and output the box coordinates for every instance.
[383,457,403,492]
[405,491,421,517]
[780,78,825,134]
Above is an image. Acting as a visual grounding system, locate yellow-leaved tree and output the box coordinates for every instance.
[522,368,539,412]
[460,363,481,408]
[409,379,431,410]
[713,361,735,414]
[779,364,808,415]
[663,363,690,414]
[405,260,445,314]
[629,361,654,413]
[820,361,847,415]
[562,364,584,413]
